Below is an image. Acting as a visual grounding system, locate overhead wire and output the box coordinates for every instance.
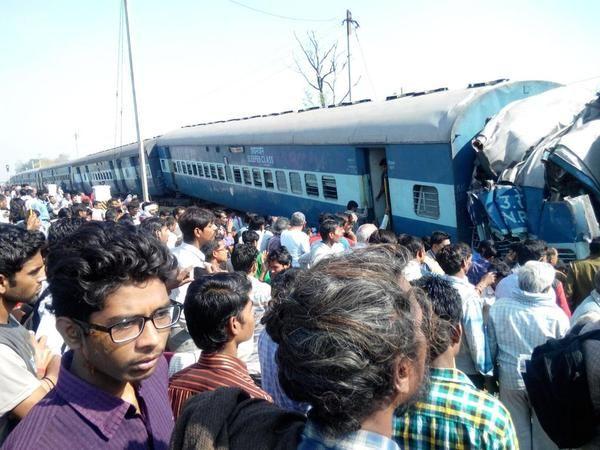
[354,28,378,99]
[226,0,337,23]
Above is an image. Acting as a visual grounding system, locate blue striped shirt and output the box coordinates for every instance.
[488,289,569,389]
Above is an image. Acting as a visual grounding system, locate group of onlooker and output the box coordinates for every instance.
[1,183,599,450]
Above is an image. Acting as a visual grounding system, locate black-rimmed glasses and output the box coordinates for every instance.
[73,301,181,344]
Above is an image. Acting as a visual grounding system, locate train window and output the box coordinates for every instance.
[242,168,252,185]
[160,159,166,171]
[210,165,217,179]
[192,164,198,176]
[322,176,338,199]
[252,169,263,187]
[216,146,220,153]
[205,146,210,152]
[413,185,440,219]
[174,162,179,173]
[182,163,188,175]
[305,174,319,197]
[275,170,287,192]
[263,170,274,189]
[187,163,193,175]
[233,167,242,183]
[217,166,225,181]
[289,172,302,195]
[225,166,233,182]
[203,164,210,178]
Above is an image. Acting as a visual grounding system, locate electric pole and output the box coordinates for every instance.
[343,10,359,102]
[123,0,150,202]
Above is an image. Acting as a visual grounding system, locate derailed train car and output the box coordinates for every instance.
[470,80,600,259]
[156,79,558,242]
[10,79,564,244]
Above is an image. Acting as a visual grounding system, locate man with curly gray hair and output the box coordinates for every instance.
[270,249,429,449]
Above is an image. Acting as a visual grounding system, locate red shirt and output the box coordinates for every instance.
[168,352,272,418]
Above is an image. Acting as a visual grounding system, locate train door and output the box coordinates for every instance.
[160,146,179,192]
[358,147,390,228]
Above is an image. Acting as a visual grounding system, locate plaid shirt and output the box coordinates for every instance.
[393,368,518,450]
[299,420,400,450]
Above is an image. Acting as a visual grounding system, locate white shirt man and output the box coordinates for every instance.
[280,212,310,267]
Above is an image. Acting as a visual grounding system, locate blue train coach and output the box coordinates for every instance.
[156,79,559,242]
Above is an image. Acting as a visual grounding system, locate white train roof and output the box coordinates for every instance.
[158,80,560,147]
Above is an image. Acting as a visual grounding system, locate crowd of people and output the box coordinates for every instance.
[0,183,599,449]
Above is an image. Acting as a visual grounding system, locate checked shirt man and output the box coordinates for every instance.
[394,275,517,450]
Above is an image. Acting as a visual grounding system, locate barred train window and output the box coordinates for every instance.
[242,168,252,185]
[192,164,198,176]
[204,164,210,178]
[217,166,225,181]
[197,164,204,177]
[182,163,188,175]
[413,185,440,219]
[233,167,242,183]
[275,170,287,192]
[210,165,217,179]
[263,170,274,189]
[252,169,263,187]
[187,163,193,175]
[289,172,302,195]
[305,173,319,197]
[322,176,338,199]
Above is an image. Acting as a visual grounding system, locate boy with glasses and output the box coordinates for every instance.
[3,221,180,449]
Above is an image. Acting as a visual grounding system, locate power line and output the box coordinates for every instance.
[227,0,337,22]
[354,28,378,99]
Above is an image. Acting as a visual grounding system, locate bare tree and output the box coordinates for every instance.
[294,31,344,107]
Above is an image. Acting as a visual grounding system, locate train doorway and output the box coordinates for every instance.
[360,147,390,228]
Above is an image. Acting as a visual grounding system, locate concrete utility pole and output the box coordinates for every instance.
[343,10,359,102]
[123,0,150,202]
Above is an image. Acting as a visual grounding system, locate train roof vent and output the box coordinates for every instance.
[340,102,353,106]
[249,115,261,119]
[327,103,337,108]
[354,98,371,104]
[427,87,448,93]
[468,81,487,89]
[298,106,320,113]
[400,92,416,97]
[215,120,226,124]
[411,91,426,97]
[385,94,398,101]
[280,110,294,115]
[488,78,509,85]
[227,118,241,122]
[269,112,280,116]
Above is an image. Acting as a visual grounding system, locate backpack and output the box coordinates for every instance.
[523,324,600,448]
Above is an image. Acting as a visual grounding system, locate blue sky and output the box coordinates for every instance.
[1,0,599,170]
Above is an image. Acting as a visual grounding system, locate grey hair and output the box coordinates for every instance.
[289,211,306,227]
[271,251,425,437]
[356,223,377,243]
[272,217,290,234]
[518,261,556,293]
